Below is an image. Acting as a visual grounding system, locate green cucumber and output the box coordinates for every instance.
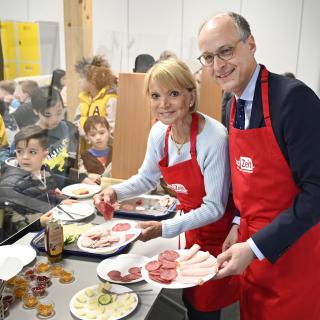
[98,293,112,305]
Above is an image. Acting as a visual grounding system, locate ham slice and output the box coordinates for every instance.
[180,267,215,277]
[179,251,210,266]
[180,256,217,270]
[176,275,205,285]
[176,244,200,262]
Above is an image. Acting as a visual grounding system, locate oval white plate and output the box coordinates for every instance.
[0,257,24,280]
[77,220,141,254]
[97,253,149,284]
[0,244,36,266]
[141,249,216,289]
[69,283,138,320]
[53,203,95,222]
[61,183,101,199]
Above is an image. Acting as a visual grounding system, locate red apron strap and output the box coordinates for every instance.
[260,66,272,127]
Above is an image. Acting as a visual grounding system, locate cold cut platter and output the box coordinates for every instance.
[141,244,218,289]
[97,254,149,284]
[77,220,141,254]
[113,195,176,220]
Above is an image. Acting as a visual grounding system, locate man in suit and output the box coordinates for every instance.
[198,12,320,320]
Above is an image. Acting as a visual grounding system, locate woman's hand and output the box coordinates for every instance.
[40,211,53,227]
[222,224,239,252]
[136,221,162,242]
[93,187,117,206]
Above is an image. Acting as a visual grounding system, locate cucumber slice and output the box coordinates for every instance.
[98,294,112,305]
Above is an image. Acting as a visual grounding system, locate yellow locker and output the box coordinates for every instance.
[19,63,41,77]
[17,22,40,62]
[0,21,17,60]
[3,62,18,79]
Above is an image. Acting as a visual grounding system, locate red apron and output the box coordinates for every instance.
[229,66,320,320]
[159,113,239,312]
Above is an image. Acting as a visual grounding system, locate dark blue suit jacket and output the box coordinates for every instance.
[226,66,320,263]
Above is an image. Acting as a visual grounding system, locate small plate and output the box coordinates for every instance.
[0,244,36,266]
[69,283,138,320]
[141,249,217,289]
[53,203,95,222]
[61,183,101,199]
[77,220,141,254]
[97,254,149,284]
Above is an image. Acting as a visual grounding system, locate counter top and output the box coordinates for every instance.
[5,208,179,320]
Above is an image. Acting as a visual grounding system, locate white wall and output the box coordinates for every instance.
[1,0,319,95]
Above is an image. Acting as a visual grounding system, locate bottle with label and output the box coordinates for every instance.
[44,219,64,263]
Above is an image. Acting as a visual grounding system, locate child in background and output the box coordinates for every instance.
[73,55,117,153]
[0,113,9,165]
[9,80,38,113]
[50,69,67,107]
[0,126,72,231]
[80,115,112,183]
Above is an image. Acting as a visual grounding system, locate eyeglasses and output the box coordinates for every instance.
[197,39,242,67]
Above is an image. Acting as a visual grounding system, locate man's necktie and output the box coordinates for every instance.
[234,99,246,129]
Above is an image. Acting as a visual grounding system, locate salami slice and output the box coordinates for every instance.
[145,260,162,271]
[112,223,131,232]
[128,267,141,274]
[158,250,179,262]
[160,269,177,281]
[149,274,172,284]
[107,270,122,280]
[160,260,177,269]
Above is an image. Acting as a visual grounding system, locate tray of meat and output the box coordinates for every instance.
[30,225,128,259]
[141,244,218,289]
[77,220,141,254]
[112,195,177,220]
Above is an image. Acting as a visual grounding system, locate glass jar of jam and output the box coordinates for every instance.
[59,269,74,284]
[22,290,38,309]
[37,299,54,318]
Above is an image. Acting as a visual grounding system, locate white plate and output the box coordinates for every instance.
[97,254,149,284]
[61,183,101,199]
[77,220,141,254]
[0,257,24,280]
[141,249,217,289]
[53,203,95,222]
[69,283,138,320]
[0,244,36,266]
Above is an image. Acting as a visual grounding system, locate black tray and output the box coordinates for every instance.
[112,195,176,220]
[30,229,128,259]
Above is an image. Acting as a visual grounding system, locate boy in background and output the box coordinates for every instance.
[0,125,69,233]
[80,115,112,182]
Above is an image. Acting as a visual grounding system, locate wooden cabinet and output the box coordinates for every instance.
[0,20,60,79]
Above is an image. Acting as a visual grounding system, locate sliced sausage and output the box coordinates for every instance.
[145,260,162,271]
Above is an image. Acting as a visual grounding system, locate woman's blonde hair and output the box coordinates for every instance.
[144,58,198,112]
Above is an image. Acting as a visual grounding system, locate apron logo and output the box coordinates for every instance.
[236,156,254,173]
[168,183,188,194]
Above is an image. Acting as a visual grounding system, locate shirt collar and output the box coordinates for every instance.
[236,64,260,102]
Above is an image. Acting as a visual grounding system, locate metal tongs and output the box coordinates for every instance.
[104,288,153,296]
[56,204,86,219]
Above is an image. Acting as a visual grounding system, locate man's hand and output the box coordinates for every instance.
[215,242,256,279]
[222,224,239,252]
[136,221,162,242]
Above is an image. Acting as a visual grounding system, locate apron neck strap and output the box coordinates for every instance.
[230,65,271,128]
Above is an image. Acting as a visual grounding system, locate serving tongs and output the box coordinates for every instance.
[103,288,153,296]
[55,204,86,219]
